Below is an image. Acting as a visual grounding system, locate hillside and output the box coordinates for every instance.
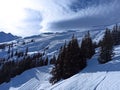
[0,65,53,90]
[0,29,104,90]
[0,29,120,90]
[0,41,120,90]
[0,30,104,59]
[0,0,119,89]
[49,45,120,90]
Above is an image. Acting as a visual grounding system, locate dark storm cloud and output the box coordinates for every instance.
[48,0,120,31]
[69,0,114,12]
[49,14,120,31]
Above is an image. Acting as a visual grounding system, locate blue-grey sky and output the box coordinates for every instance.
[0,0,120,37]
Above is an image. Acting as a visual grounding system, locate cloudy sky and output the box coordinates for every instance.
[0,0,120,37]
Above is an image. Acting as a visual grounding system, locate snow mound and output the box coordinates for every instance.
[0,65,53,90]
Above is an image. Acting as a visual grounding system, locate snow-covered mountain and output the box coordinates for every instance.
[0,28,120,90]
[0,30,104,59]
[0,32,20,43]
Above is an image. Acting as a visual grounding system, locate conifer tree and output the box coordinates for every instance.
[81,31,95,59]
[112,24,120,45]
[44,57,48,65]
[98,28,114,64]
[50,55,56,64]
[50,46,66,84]
[25,47,28,56]
[62,35,81,79]
[11,49,13,58]
[50,35,87,84]
[8,45,10,54]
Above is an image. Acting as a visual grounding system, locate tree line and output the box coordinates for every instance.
[50,24,120,84]
[0,48,49,84]
[98,24,120,64]
[50,32,95,84]
[0,37,57,84]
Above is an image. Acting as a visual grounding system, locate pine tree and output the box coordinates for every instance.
[11,49,14,58]
[25,47,28,56]
[62,35,81,79]
[8,45,10,54]
[50,55,56,64]
[50,35,87,84]
[112,24,120,45]
[50,46,65,84]
[81,31,95,59]
[44,57,48,65]
[98,29,114,64]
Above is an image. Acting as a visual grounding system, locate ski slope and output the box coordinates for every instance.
[0,45,120,90]
[0,30,104,59]
[48,46,120,90]
[0,65,53,90]
[1,30,120,90]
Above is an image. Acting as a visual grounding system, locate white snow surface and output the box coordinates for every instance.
[0,65,53,90]
[1,45,120,90]
[48,45,120,90]
[1,30,120,90]
[0,30,104,59]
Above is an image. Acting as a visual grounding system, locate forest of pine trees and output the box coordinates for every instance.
[50,33,95,84]
[50,24,120,84]
[0,47,48,84]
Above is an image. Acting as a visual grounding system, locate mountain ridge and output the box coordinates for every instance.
[0,31,20,43]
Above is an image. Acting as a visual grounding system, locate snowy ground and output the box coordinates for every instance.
[0,30,104,59]
[1,30,120,90]
[0,45,120,90]
[48,45,120,90]
[0,65,53,90]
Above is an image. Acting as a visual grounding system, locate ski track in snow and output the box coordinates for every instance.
[94,71,108,90]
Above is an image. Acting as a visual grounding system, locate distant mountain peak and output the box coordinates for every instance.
[0,31,20,43]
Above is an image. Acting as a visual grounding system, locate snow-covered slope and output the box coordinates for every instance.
[1,29,120,90]
[48,46,120,90]
[0,45,120,90]
[0,65,53,90]
[0,30,104,59]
